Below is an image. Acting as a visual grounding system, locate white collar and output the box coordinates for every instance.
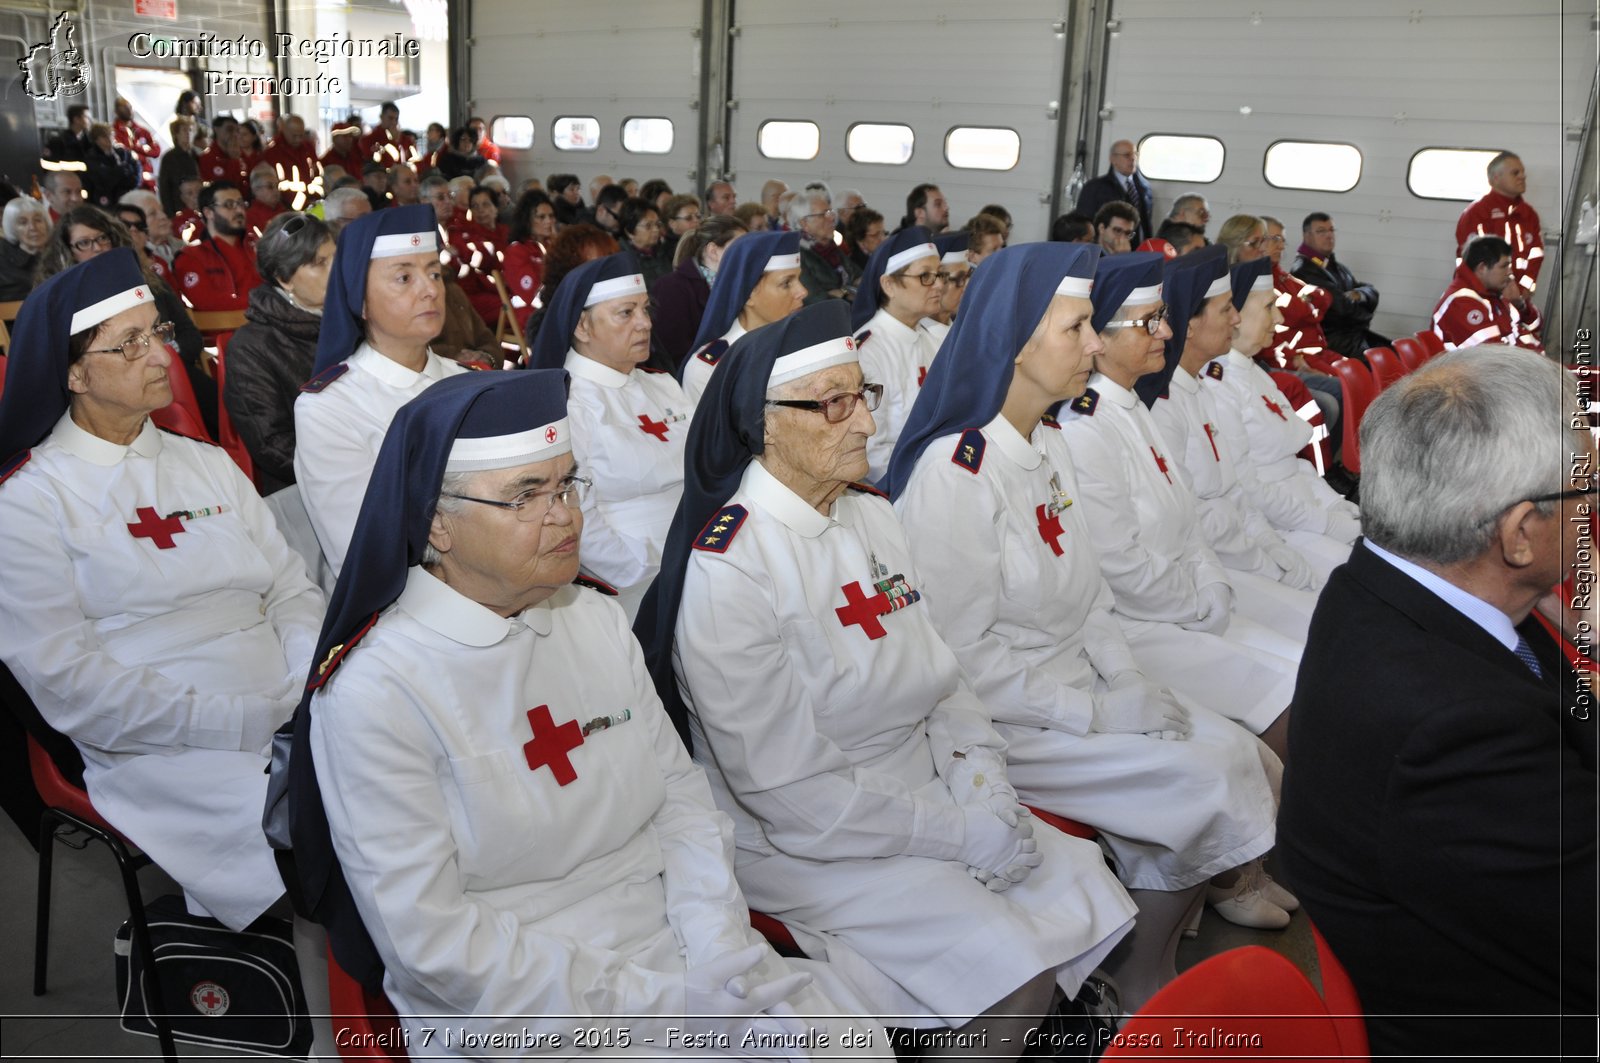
[1363,540,1520,654]
[984,413,1041,471]
[351,341,448,389]
[1224,347,1257,369]
[722,319,748,344]
[52,410,163,466]
[1167,365,1200,393]
[1088,372,1138,409]
[564,348,633,389]
[743,460,834,539]
[395,565,553,646]
[869,307,918,339]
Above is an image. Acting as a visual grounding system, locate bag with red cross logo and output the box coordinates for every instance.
[114,894,313,1057]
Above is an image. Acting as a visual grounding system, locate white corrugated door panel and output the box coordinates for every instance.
[1100,0,1571,341]
[725,0,1070,240]
[470,0,703,192]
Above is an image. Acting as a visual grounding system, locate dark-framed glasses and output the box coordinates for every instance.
[1101,306,1169,336]
[1526,480,1599,505]
[936,269,970,288]
[70,233,114,253]
[443,474,591,522]
[767,383,884,424]
[901,270,942,287]
[84,321,176,361]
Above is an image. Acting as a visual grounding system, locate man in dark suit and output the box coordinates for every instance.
[1280,345,1597,1061]
[1075,139,1154,244]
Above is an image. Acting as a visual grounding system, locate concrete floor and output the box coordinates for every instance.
[0,815,1319,1061]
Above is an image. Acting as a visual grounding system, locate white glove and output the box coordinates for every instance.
[960,808,1040,892]
[686,945,812,1037]
[1180,581,1233,635]
[1265,541,1318,590]
[945,749,1025,827]
[1091,672,1191,740]
[1323,509,1362,545]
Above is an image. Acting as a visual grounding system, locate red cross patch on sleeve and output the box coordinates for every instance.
[693,504,748,553]
[951,428,986,474]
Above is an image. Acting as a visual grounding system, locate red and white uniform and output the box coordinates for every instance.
[245,199,288,239]
[475,135,501,164]
[319,144,369,181]
[263,138,321,207]
[1431,261,1543,354]
[358,126,418,169]
[172,209,204,244]
[1257,264,1333,369]
[1456,191,1544,299]
[113,117,161,190]
[197,146,249,190]
[173,234,262,312]
[501,239,545,328]
[445,218,503,327]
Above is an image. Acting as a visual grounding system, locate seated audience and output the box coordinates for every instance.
[171,176,205,242]
[790,190,851,304]
[965,211,1009,262]
[638,299,1137,1050]
[359,163,391,213]
[836,188,866,226]
[112,95,161,190]
[173,181,263,312]
[652,214,745,368]
[359,101,417,169]
[0,197,48,300]
[842,206,886,273]
[640,178,674,214]
[322,185,372,236]
[1432,234,1543,353]
[246,163,288,236]
[429,276,502,367]
[319,121,368,180]
[198,115,250,190]
[588,183,629,239]
[899,181,949,234]
[704,178,737,217]
[224,213,334,495]
[658,193,700,263]
[681,231,805,404]
[761,179,789,230]
[467,184,508,244]
[1280,346,1597,1061]
[502,189,555,329]
[1050,211,1096,244]
[263,113,321,209]
[1155,219,1204,256]
[1456,151,1543,302]
[619,196,669,289]
[118,188,181,271]
[734,200,770,232]
[521,222,621,353]
[83,122,140,209]
[1166,193,1211,237]
[44,103,92,167]
[547,172,585,226]
[1095,202,1137,255]
[157,117,200,216]
[1074,139,1155,242]
[1291,212,1390,360]
[111,202,171,288]
[42,170,85,225]
[386,164,420,207]
[920,232,972,344]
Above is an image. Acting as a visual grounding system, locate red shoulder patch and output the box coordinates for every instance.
[853,329,872,348]
[951,428,986,474]
[692,504,748,553]
[299,362,350,394]
[1039,413,1062,430]
[637,365,667,375]
[696,339,730,366]
[573,573,619,596]
[1068,388,1099,416]
[846,481,888,498]
[1205,361,1225,381]
[0,450,32,486]
[307,612,381,692]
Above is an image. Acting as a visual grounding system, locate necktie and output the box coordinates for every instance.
[1514,635,1545,680]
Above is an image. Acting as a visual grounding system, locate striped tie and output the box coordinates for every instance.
[1514,635,1545,680]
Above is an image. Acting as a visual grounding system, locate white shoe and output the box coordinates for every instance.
[1258,870,1300,912]
[1206,871,1291,930]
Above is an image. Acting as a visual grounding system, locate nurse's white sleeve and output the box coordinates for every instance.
[0,478,292,755]
[226,453,324,675]
[567,413,662,590]
[677,548,966,863]
[292,392,373,578]
[311,667,690,1024]
[1215,400,1335,535]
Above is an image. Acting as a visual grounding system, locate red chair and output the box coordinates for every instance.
[1391,335,1427,373]
[1414,329,1446,358]
[1329,359,1377,474]
[1310,922,1371,1061]
[1365,347,1405,391]
[1102,945,1345,1059]
[327,942,408,1060]
[212,332,256,481]
[150,341,214,443]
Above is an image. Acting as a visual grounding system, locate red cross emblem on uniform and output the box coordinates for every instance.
[836,581,891,640]
[134,288,146,300]
[1261,395,1287,421]
[1036,503,1066,556]
[523,704,583,786]
[127,506,184,549]
[637,414,670,441]
[544,426,558,444]
[410,234,421,246]
[1203,423,1221,462]
[1150,447,1172,484]
[917,366,927,386]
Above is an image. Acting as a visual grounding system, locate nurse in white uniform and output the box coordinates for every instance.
[528,253,691,621]
[850,227,947,483]
[887,242,1283,1003]
[293,204,467,577]
[1145,248,1322,642]
[917,232,973,346]
[1199,259,1359,581]
[636,301,1136,1049]
[679,230,805,405]
[0,249,324,930]
[285,369,885,1058]
[1058,252,1302,760]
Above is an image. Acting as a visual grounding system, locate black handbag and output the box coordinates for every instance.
[115,894,313,1058]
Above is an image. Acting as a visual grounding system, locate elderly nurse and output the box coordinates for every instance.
[637,301,1135,1051]
[283,370,886,1058]
[0,249,323,929]
[680,229,806,405]
[528,253,694,620]
[294,204,468,577]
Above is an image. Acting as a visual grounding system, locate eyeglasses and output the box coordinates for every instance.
[70,233,113,253]
[936,270,970,288]
[443,475,591,522]
[119,219,148,233]
[1106,225,1135,239]
[210,198,246,211]
[767,383,884,424]
[1526,481,1599,505]
[635,219,663,232]
[804,209,837,222]
[899,270,943,287]
[84,321,176,361]
[672,211,702,223]
[1101,306,1169,336]
[1262,234,1287,246]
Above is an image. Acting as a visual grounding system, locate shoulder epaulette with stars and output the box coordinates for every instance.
[462,358,495,372]
[307,612,381,692]
[696,339,730,366]
[0,450,31,487]
[573,573,618,596]
[1205,361,1224,381]
[692,504,748,553]
[846,481,888,498]
[299,362,349,394]
[1040,413,1062,430]
[951,428,986,474]
[853,329,872,348]
[1069,388,1099,416]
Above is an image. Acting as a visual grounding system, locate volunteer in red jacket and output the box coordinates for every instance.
[173,182,263,312]
[1432,235,1543,354]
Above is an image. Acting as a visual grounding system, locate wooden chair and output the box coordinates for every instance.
[490,270,529,366]
[0,299,21,359]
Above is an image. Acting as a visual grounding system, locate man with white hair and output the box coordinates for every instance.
[1280,346,1597,1063]
[322,185,372,235]
[836,188,865,227]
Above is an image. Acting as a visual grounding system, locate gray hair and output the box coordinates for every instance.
[802,181,833,203]
[419,173,449,196]
[1360,346,1578,564]
[323,186,368,222]
[1168,192,1206,218]
[837,187,863,206]
[3,197,47,241]
[785,191,828,230]
[118,188,161,217]
[420,470,474,568]
[256,212,332,286]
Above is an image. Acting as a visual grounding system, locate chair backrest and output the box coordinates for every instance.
[1310,921,1371,1062]
[1330,359,1377,474]
[1391,336,1426,372]
[187,309,250,335]
[0,316,9,359]
[26,734,105,830]
[212,332,255,482]
[1414,329,1446,358]
[326,942,407,1061]
[150,357,214,442]
[491,270,529,366]
[0,299,22,323]
[1365,347,1405,391]
[1103,945,1345,1059]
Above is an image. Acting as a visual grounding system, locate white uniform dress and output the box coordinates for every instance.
[564,350,691,621]
[855,308,940,484]
[895,416,1279,891]
[1059,374,1300,733]
[293,342,466,576]
[1150,368,1319,642]
[0,414,323,929]
[680,320,745,407]
[674,461,1136,1025]
[1201,348,1357,579]
[312,570,885,1060]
